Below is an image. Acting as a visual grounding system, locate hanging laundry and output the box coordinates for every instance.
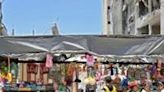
[45,53,53,68]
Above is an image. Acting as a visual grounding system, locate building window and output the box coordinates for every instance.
[107,6,110,10]
[108,21,111,24]
[139,25,149,35]
[152,25,160,35]
[152,0,160,11]
[139,0,148,17]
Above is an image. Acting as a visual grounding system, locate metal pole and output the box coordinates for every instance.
[7,56,10,72]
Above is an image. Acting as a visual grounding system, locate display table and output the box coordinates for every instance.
[4,87,54,92]
[2,82,55,92]
[19,88,33,91]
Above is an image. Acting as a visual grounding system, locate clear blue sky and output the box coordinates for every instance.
[3,0,102,36]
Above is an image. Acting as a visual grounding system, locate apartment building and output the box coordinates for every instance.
[103,0,164,35]
[0,1,7,36]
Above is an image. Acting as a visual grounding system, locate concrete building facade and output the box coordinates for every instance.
[103,0,164,35]
[0,1,7,36]
[102,0,110,35]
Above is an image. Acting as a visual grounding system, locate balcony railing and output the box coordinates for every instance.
[139,0,160,17]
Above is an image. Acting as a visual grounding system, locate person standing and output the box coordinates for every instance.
[103,76,117,92]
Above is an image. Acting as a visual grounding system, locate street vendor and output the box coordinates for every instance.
[103,76,117,92]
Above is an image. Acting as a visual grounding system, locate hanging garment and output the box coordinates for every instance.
[45,53,53,68]
[150,63,156,76]
[110,66,114,75]
[27,63,38,82]
[6,73,12,83]
[120,78,128,89]
[95,71,101,81]
[27,63,38,74]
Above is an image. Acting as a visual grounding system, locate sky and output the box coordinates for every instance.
[3,0,102,36]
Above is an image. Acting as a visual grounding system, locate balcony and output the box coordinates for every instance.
[136,9,160,29]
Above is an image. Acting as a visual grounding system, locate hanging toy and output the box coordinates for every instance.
[95,61,101,81]
[157,58,162,68]
[6,72,12,83]
[85,74,96,86]
[121,65,125,75]
[95,71,101,81]
[74,63,81,83]
[45,53,53,68]
[150,63,157,80]
[53,81,58,91]
[109,63,114,75]
[155,58,162,78]
[86,67,96,85]
[85,53,95,66]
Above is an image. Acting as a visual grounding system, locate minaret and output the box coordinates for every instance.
[32,29,35,36]
[12,29,15,36]
[51,23,59,35]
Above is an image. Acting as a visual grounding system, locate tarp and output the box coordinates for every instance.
[0,35,164,56]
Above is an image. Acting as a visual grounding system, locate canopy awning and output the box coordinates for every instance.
[0,35,164,56]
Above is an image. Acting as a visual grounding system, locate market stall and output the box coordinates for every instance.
[0,35,163,92]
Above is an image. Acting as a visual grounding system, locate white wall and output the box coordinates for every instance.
[161,0,164,35]
[102,0,109,35]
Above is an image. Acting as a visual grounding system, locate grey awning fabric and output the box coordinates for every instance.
[0,35,164,56]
